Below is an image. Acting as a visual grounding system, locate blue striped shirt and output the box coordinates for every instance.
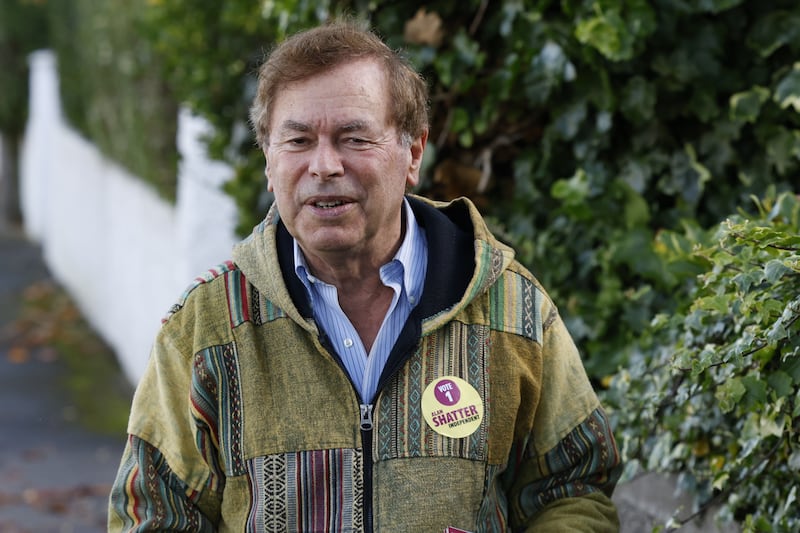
[294,199,428,402]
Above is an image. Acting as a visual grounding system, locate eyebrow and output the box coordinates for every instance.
[339,120,370,134]
[278,120,311,134]
[276,119,372,136]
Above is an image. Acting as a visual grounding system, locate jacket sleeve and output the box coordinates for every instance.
[506,305,623,532]
[108,435,220,531]
[108,317,224,531]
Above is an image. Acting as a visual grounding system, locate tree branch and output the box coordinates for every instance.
[469,0,489,36]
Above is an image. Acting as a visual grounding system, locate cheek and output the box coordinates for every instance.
[265,158,291,194]
[265,152,274,190]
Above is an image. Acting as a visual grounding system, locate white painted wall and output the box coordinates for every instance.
[20,50,241,385]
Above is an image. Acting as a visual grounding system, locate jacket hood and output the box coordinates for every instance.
[231,195,516,331]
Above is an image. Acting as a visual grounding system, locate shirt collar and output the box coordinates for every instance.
[293,198,426,303]
[393,198,425,305]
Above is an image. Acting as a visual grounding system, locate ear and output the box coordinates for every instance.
[406,129,428,188]
[266,169,274,192]
[264,149,274,192]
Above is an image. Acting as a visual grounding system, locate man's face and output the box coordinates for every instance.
[264,59,426,270]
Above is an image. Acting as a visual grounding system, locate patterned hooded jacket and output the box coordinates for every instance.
[109,195,622,532]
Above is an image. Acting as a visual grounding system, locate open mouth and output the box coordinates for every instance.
[314,200,346,208]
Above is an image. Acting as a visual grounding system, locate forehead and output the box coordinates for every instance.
[270,59,391,131]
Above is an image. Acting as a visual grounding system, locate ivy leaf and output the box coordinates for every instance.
[764,125,800,175]
[626,0,657,36]
[451,107,470,135]
[732,270,764,293]
[789,450,800,471]
[729,86,770,123]
[553,101,588,140]
[498,1,527,37]
[575,9,634,62]
[695,294,733,314]
[764,259,793,283]
[713,471,730,491]
[768,191,800,224]
[552,169,591,206]
[524,41,575,104]
[716,378,746,413]
[747,10,800,58]
[452,31,484,69]
[784,355,800,383]
[741,375,768,410]
[744,225,800,248]
[767,370,793,398]
[620,76,656,124]
[756,411,784,438]
[622,187,650,229]
[767,297,800,343]
[774,63,800,113]
[795,391,800,418]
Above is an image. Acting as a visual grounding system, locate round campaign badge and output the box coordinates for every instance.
[421,376,484,439]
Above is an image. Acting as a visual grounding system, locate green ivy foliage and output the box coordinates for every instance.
[0,0,48,137]
[47,0,178,201]
[429,0,800,379]
[140,0,800,381]
[607,190,800,532]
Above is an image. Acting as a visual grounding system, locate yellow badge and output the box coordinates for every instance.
[421,376,483,438]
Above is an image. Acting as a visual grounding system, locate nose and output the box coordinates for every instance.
[308,139,344,180]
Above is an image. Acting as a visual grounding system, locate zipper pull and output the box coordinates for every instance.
[359,403,374,431]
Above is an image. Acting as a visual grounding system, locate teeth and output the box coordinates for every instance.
[315,200,344,208]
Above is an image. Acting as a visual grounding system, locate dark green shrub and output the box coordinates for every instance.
[47,0,178,201]
[141,0,800,378]
[0,0,48,222]
[0,0,48,137]
[607,190,800,532]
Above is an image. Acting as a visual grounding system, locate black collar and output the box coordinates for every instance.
[276,196,475,321]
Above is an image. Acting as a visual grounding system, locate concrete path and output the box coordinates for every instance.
[0,224,129,533]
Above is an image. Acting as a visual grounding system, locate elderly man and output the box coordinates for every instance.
[109,20,621,532]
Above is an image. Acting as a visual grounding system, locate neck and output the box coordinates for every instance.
[301,234,399,293]
[302,206,408,293]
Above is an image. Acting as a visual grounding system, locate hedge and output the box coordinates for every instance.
[607,190,799,531]
[47,0,179,201]
[142,0,799,376]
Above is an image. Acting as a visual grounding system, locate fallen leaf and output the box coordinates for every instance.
[0,491,23,506]
[21,488,41,506]
[7,346,30,364]
[404,8,444,47]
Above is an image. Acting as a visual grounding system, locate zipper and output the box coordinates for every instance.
[319,327,417,533]
[320,332,375,531]
[356,327,419,533]
[360,403,374,533]
[359,403,374,431]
